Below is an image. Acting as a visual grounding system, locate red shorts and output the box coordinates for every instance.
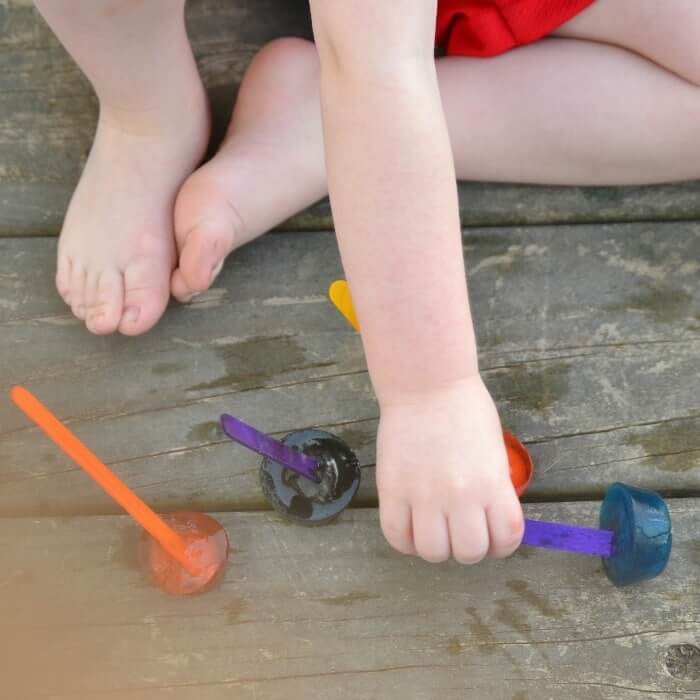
[436,0,596,57]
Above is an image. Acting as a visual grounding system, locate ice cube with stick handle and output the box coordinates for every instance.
[10,386,229,595]
[220,414,361,525]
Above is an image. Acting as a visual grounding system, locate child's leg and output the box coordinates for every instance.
[442,0,700,184]
[171,0,700,300]
[171,38,325,301]
[35,0,209,334]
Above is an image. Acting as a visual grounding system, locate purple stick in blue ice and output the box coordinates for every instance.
[220,414,321,482]
[522,519,614,557]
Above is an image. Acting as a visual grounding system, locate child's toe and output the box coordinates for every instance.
[69,262,88,320]
[118,258,171,336]
[85,269,124,335]
[174,172,238,295]
[170,268,196,303]
[176,219,232,293]
[55,253,72,304]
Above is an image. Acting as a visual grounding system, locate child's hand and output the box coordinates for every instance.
[376,375,524,564]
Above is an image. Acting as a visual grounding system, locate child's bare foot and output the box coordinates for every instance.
[57,103,209,335]
[37,0,210,335]
[172,38,326,302]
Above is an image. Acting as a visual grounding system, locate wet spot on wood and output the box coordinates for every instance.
[188,335,332,393]
[465,607,498,654]
[152,361,189,376]
[493,362,571,414]
[466,607,522,664]
[186,421,223,444]
[512,692,528,700]
[446,637,465,656]
[664,644,700,680]
[494,599,530,635]
[0,273,20,290]
[625,419,700,473]
[606,282,693,324]
[318,592,380,606]
[224,598,248,624]
[506,580,562,619]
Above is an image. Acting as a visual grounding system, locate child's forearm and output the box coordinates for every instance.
[310,3,525,566]
[319,65,478,402]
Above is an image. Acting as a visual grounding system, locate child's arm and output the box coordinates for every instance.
[310,1,524,563]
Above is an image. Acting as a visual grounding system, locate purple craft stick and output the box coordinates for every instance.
[220,414,321,482]
[522,519,614,558]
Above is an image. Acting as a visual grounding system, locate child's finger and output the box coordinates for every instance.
[448,507,489,565]
[412,509,450,563]
[379,499,415,556]
[486,490,525,559]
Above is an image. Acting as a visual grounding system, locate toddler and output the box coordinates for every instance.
[34,0,700,564]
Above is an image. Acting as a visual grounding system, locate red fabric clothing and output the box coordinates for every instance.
[436,0,596,57]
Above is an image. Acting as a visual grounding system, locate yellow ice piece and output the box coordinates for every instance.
[328,280,360,331]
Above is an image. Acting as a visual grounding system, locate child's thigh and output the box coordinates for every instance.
[554,0,700,85]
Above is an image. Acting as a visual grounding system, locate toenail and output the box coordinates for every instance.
[123,307,140,324]
[183,292,201,303]
[209,260,224,284]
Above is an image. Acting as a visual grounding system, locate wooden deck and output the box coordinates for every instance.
[1,2,699,698]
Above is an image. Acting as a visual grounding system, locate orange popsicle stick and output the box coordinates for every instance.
[10,386,200,577]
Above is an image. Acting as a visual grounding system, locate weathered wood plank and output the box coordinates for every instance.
[2,0,700,235]
[0,223,698,515]
[2,502,699,699]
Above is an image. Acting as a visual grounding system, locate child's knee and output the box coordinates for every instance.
[251,37,319,81]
